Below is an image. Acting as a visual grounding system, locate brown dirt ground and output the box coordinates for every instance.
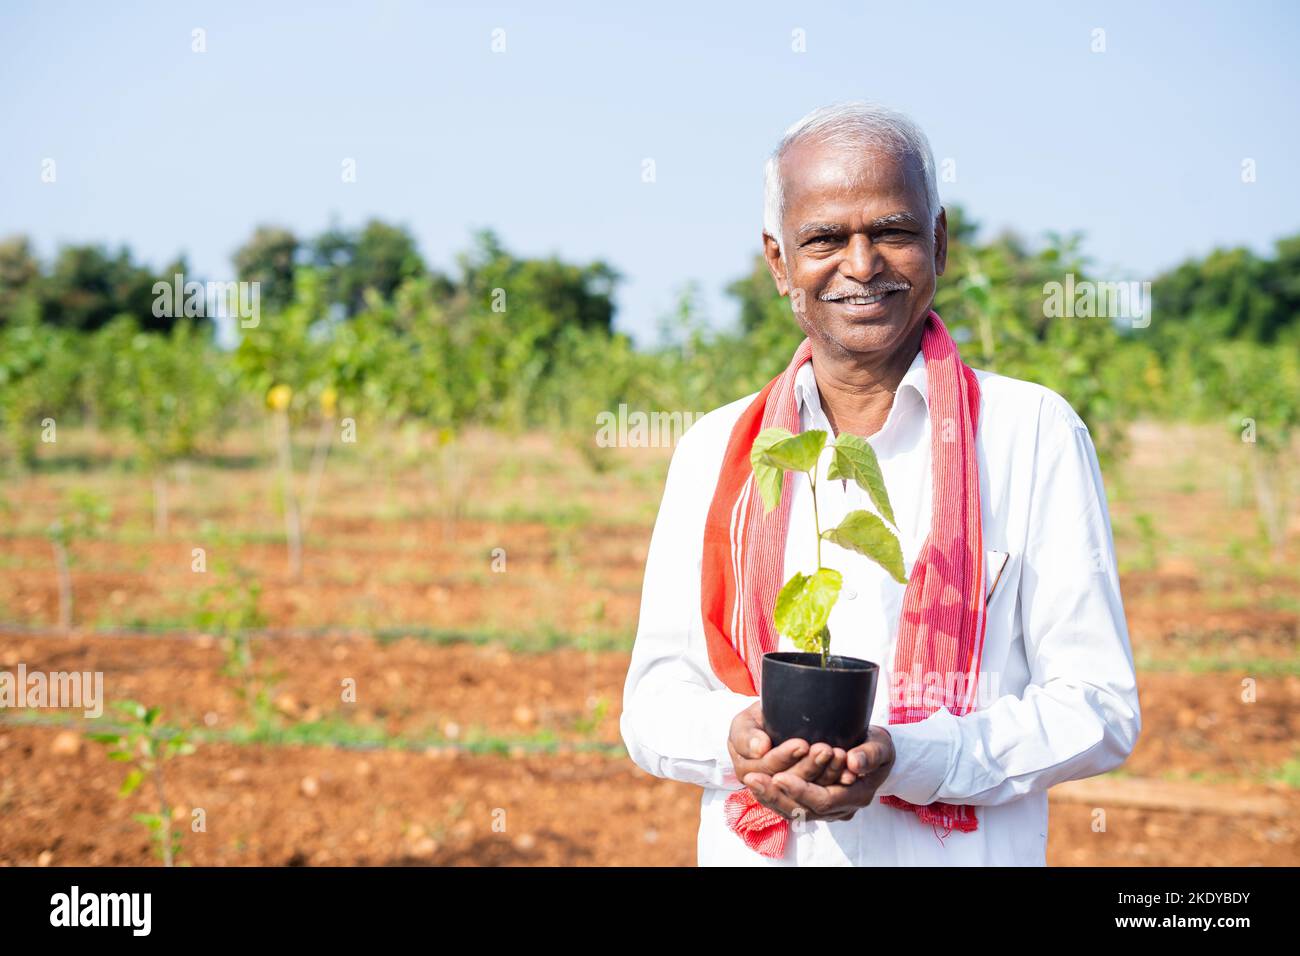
[0,520,649,636]
[1,636,1297,866]
[1,634,1296,768]
[2,725,1295,867]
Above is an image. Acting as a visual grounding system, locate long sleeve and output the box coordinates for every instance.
[619,421,758,791]
[878,394,1142,807]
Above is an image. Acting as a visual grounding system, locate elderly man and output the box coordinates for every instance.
[619,102,1141,866]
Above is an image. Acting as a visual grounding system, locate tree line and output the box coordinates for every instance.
[1,209,1297,474]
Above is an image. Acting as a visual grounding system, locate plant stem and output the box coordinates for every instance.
[151,759,174,867]
[53,539,72,633]
[300,416,335,536]
[810,466,822,569]
[274,411,303,580]
[152,470,169,537]
[809,465,831,668]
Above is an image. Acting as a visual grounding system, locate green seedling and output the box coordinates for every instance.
[44,489,111,632]
[192,566,281,731]
[573,695,610,739]
[751,428,907,667]
[1134,511,1160,571]
[86,700,195,867]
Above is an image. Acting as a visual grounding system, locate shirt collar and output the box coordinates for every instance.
[794,346,929,424]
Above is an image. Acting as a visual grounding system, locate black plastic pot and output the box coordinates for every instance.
[761,652,879,750]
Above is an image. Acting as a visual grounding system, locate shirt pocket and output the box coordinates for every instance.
[984,549,1013,607]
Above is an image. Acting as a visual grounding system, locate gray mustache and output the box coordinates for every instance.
[820,283,911,300]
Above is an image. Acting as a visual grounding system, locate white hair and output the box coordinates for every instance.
[762,101,940,254]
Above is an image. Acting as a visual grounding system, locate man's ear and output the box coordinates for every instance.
[762,232,790,296]
[933,207,949,277]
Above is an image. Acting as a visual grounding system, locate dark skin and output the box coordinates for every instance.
[726,137,948,823]
[728,702,895,822]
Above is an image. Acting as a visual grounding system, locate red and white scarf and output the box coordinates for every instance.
[700,310,987,859]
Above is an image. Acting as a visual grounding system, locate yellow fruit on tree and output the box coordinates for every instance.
[267,384,292,411]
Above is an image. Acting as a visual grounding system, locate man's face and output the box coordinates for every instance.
[763,138,947,359]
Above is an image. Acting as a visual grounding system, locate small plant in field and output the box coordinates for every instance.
[220,631,285,734]
[264,383,341,579]
[0,492,14,538]
[408,424,464,542]
[300,386,339,536]
[192,565,280,731]
[434,426,467,540]
[573,695,609,738]
[1207,341,1300,563]
[1134,512,1160,571]
[266,383,304,578]
[87,701,195,867]
[45,489,111,632]
[750,428,907,667]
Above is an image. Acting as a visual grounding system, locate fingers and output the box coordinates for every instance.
[845,733,892,777]
[741,728,772,762]
[729,701,771,762]
[774,772,878,821]
[815,747,849,786]
[756,738,809,775]
[734,737,808,786]
[746,752,878,823]
[771,771,838,818]
[742,772,807,821]
[779,742,848,786]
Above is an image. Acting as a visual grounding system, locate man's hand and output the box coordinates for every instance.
[727,700,849,819]
[741,725,895,823]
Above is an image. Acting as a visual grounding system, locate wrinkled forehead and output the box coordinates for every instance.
[780,138,928,219]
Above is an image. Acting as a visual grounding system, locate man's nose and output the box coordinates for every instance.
[839,233,884,284]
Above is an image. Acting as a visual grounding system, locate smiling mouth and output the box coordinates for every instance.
[832,293,890,305]
[822,289,906,315]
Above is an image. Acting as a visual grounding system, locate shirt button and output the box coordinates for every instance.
[843,588,857,600]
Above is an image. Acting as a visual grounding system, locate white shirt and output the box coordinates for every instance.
[619,345,1142,866]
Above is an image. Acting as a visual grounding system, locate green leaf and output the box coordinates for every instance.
[120,769,145,797]
[750,427,792,513]
[86,733,123,745]
[112,700,145,720]
[107,750,134,762]
[773,567,842,644]
[762,430,827,474]
[791,624,830,657]
[822,510,908,584]
[144,706,161,726]
[827,433,896,527]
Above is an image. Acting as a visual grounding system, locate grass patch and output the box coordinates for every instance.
[1263,754,1300,789]
[0,709,626,757]
[372,624,632,654]
[1135,653,1300,676]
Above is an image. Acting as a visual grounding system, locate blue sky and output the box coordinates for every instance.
[2,0,1297,345]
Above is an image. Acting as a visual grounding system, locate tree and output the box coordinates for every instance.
[311,218,441,316]
[0,318,81,467]
[232,225,300,315]
[443,229,623,427]
[1150,234,1300,350]
[0,235,42,324]
[38,244,186,332]
[91,317,237,533]
[456,229,619,336]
